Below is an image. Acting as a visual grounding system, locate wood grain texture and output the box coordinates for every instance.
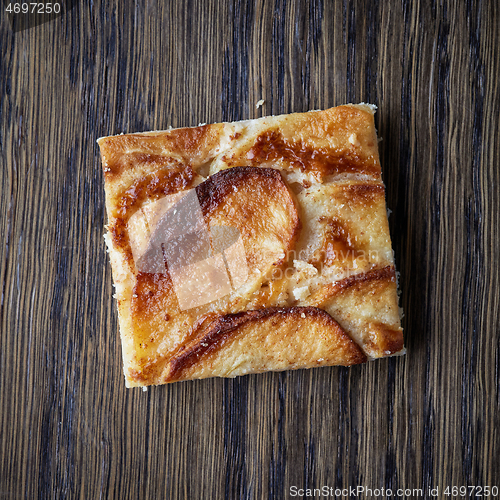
[1,0,499,498]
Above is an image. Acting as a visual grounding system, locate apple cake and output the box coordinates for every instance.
[98,104,404,387]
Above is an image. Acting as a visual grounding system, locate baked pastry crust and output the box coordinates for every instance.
[98,104,404,387]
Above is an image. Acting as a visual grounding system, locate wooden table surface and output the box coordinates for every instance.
[1,1,499,498]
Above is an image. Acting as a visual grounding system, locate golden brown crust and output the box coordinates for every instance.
[245,129,380,181]
[98,104,404,387]
[99,124,226,180]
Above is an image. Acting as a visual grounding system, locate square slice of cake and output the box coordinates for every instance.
[98,104,404,387]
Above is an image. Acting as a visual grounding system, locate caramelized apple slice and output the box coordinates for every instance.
[305,266,404,358]
[166,307,367,382]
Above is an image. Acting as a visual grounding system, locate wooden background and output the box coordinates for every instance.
[1,0,499,498]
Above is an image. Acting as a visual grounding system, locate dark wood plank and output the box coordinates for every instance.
[1,1,498,498]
